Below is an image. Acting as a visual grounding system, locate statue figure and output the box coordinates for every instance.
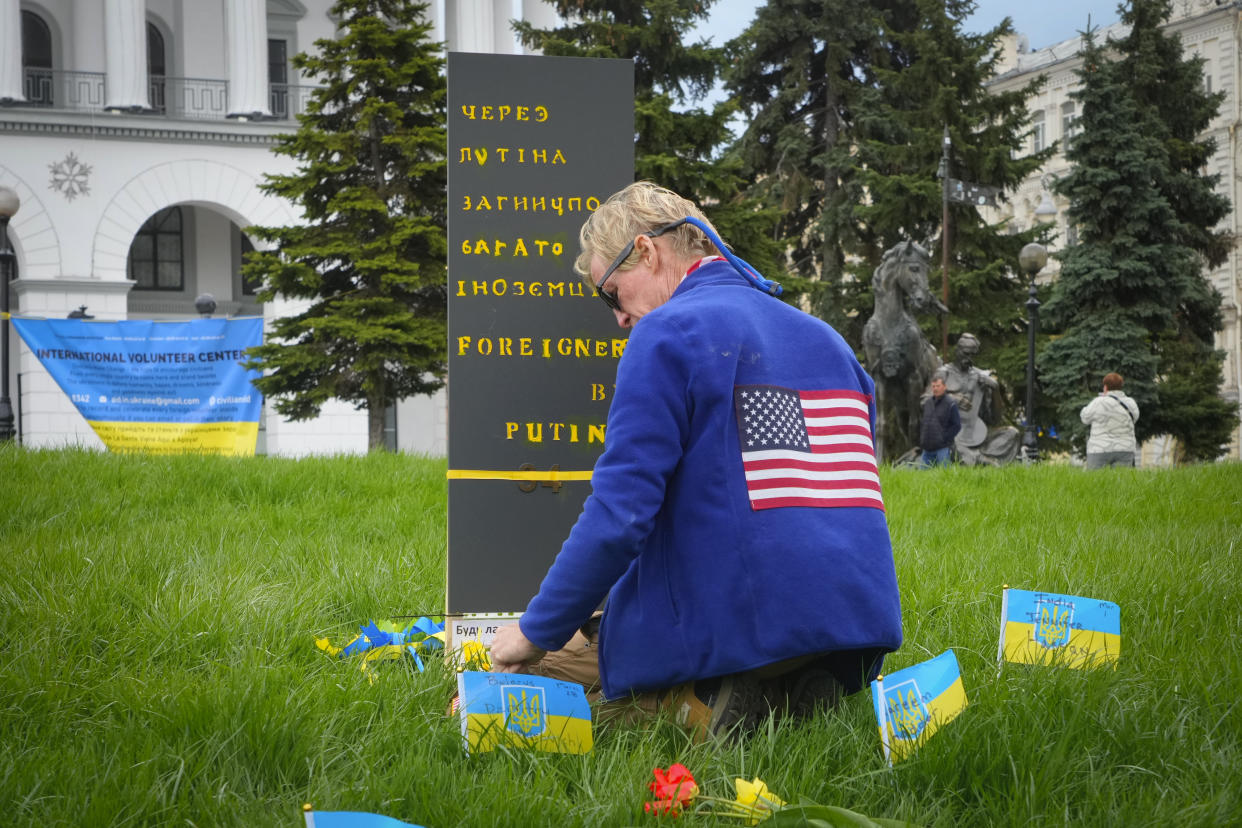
[862,241,947,462]
[934,333,1020,466]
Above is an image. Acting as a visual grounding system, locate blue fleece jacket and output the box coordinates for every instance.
[519,259,903,699]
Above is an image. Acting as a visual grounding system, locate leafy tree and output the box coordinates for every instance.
[1041,5,1237,460]
[243,0,447,451]
[514,0,786,277]
[856,0,1051,382]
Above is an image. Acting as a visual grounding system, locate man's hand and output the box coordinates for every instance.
[489,623,547,673]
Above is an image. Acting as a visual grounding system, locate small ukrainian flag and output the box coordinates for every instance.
[871,650,968,764]
[302,803,424,827]
[457,671,593,755]
[998,587,1121,669]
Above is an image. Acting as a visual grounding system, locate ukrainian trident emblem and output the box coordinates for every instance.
[503,686,546,737]
[885,681,928,740]
[1033,598,1073,648]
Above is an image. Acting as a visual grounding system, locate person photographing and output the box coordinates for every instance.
[1079,372,1139,469]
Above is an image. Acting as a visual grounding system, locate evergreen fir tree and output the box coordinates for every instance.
[514,1,786,277]
[1041,9,1237,460]
[725,0,902,331]
[243,0,447,451]
[727,0,1047,385]
[856,0,1050,386]
[1119,0,1232,269]
[1112,0,1236,459]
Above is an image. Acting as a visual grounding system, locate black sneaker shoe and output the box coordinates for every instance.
[781,661,846,720]
[661,672,768,740]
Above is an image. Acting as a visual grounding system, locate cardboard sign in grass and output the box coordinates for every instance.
[871,650,968,764]
[457,671,592,754]
[999,587,1121,669]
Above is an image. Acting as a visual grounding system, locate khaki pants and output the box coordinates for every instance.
[523,616,878,736]
[527,618,663,725]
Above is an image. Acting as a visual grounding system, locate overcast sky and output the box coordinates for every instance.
[693,0,1123,54]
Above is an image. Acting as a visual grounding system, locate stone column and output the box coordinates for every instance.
[520,0,559,54]
[490,0,514,54]
[452,0,494,53]
[225,0,271,118]
[104,0,149,110]
[0,0,24,103]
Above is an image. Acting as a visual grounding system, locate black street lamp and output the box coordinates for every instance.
[1018,242,1047,463]
[0,185,19,442]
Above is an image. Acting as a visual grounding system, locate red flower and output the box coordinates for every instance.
[644,764,698,817]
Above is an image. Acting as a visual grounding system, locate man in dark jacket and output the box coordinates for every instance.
[920,374,960,467]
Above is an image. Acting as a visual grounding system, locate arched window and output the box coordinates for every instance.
[147,21,166,112]
[21,10,53,106]
[128,207,183,290]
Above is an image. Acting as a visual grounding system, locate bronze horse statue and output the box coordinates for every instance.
[862,241,947,462]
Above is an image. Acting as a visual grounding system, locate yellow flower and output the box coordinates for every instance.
[460,640,492,671]
[730,777,786,825]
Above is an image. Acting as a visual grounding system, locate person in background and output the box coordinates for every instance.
[1080,372,1139,469]
[919,373,960,468]
[488,182,903,739]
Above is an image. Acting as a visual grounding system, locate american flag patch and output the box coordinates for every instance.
[734,385,883,511]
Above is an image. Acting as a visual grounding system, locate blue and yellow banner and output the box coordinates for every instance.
[13,316,263,455]
[457,671,592,755]
[871,649,968,764]
[998,587,1121,669]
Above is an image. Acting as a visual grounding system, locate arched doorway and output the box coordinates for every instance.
[125,204,264,318]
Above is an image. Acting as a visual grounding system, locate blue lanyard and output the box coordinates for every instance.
[682,216,783,298]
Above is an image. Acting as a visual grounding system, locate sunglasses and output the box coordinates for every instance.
[593,219,689,313]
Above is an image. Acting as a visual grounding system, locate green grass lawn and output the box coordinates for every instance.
[2,448,1240,827]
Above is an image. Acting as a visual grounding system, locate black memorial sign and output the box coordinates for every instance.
[446,53,633,613]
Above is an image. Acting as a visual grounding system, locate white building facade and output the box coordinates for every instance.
[988,0,1242,461]
[0,0,556,456]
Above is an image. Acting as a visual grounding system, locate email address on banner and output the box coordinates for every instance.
[108,396,202,406]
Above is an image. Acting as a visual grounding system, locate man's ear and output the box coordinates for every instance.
[633,233,657,266]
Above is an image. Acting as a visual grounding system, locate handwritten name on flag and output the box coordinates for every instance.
[457,671,592,755]
[734,385,883,511]
[999,587,1121,669]
[871,650,968,764]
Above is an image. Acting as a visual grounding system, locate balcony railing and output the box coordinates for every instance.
[268,83,319,120]
[150,75,229,120]
[15,66,318,122]
[21,68,106,111]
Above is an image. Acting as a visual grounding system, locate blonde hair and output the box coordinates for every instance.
[573,181,721,279]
